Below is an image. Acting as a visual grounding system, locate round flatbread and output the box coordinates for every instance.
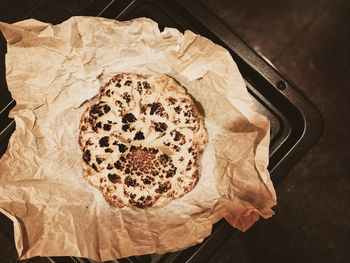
[79,73,208,208]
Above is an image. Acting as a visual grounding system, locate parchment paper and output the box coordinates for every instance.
[0,17,276,261]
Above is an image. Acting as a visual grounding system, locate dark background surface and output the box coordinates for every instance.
[0,0,349,262]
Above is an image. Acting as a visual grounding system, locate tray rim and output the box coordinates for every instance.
[170,0,323,178]
[0,0,324,262]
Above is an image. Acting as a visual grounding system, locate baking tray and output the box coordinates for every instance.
[0,0,323,262]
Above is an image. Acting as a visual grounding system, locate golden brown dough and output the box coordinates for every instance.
[79,73,208,208]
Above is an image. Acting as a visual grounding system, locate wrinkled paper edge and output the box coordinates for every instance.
[0,16,277,261]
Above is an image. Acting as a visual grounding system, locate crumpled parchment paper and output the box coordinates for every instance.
[0,17,276,261]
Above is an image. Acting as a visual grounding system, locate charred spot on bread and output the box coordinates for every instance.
[134,131,145,140]
[122,92,131,103]
[154,122,168,132]
[91,163,98,172]
[124,80,132,86]
[118,143,128,153]
[114,160,123,170]
[174,106,181,114]
[155,181,171,193]
[103,123,112,131]
[149,102,162,115]
[99,136,109,147]
[105,148,113,153]
[125,176,136,187]
[83,149,91,164]
[96,157,104,164]
[103,104,111,113]
[108,173,120,184]
[122,124,130,132]
[122,113,137,124]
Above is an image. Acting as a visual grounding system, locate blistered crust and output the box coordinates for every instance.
[79,73,208,208]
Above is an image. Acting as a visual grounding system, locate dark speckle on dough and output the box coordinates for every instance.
[160,154,169,164]
[91,163,98,172]
[167,97,177,105]
[166,168,176,178]
[105,148,113,153]
[122,93,132,103]
[103,123,112,131]
[150,102,162,115]
[90,103,103,116]
[114,160,122,170]
[115,100,122,107]
[134,131,145,140]
[108,173,120,184]
[96,157,104,164]
[141,105,147,114]
[83,149,91,164]
[99,136,109,147]
[142,178,151,185]
[122,113,137,124]
[174,106,181,114]
[186,160,193,171]
[154,122,168,132]
[103,104,111,113]
[152,148,159,154]
[124,80,132,86]
[92,121,102,132]
[155,181,171,193]
[118,144,128,153]
[130,145,137,152]
[136,81,142,94]
[142,81,151,90]
[174,131,184,141]
[122,124,130,132]
[125,176,136,187]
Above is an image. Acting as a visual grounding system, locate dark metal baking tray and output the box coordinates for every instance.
[0,0,323,262]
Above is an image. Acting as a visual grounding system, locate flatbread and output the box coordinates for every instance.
[78,73,208,208]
